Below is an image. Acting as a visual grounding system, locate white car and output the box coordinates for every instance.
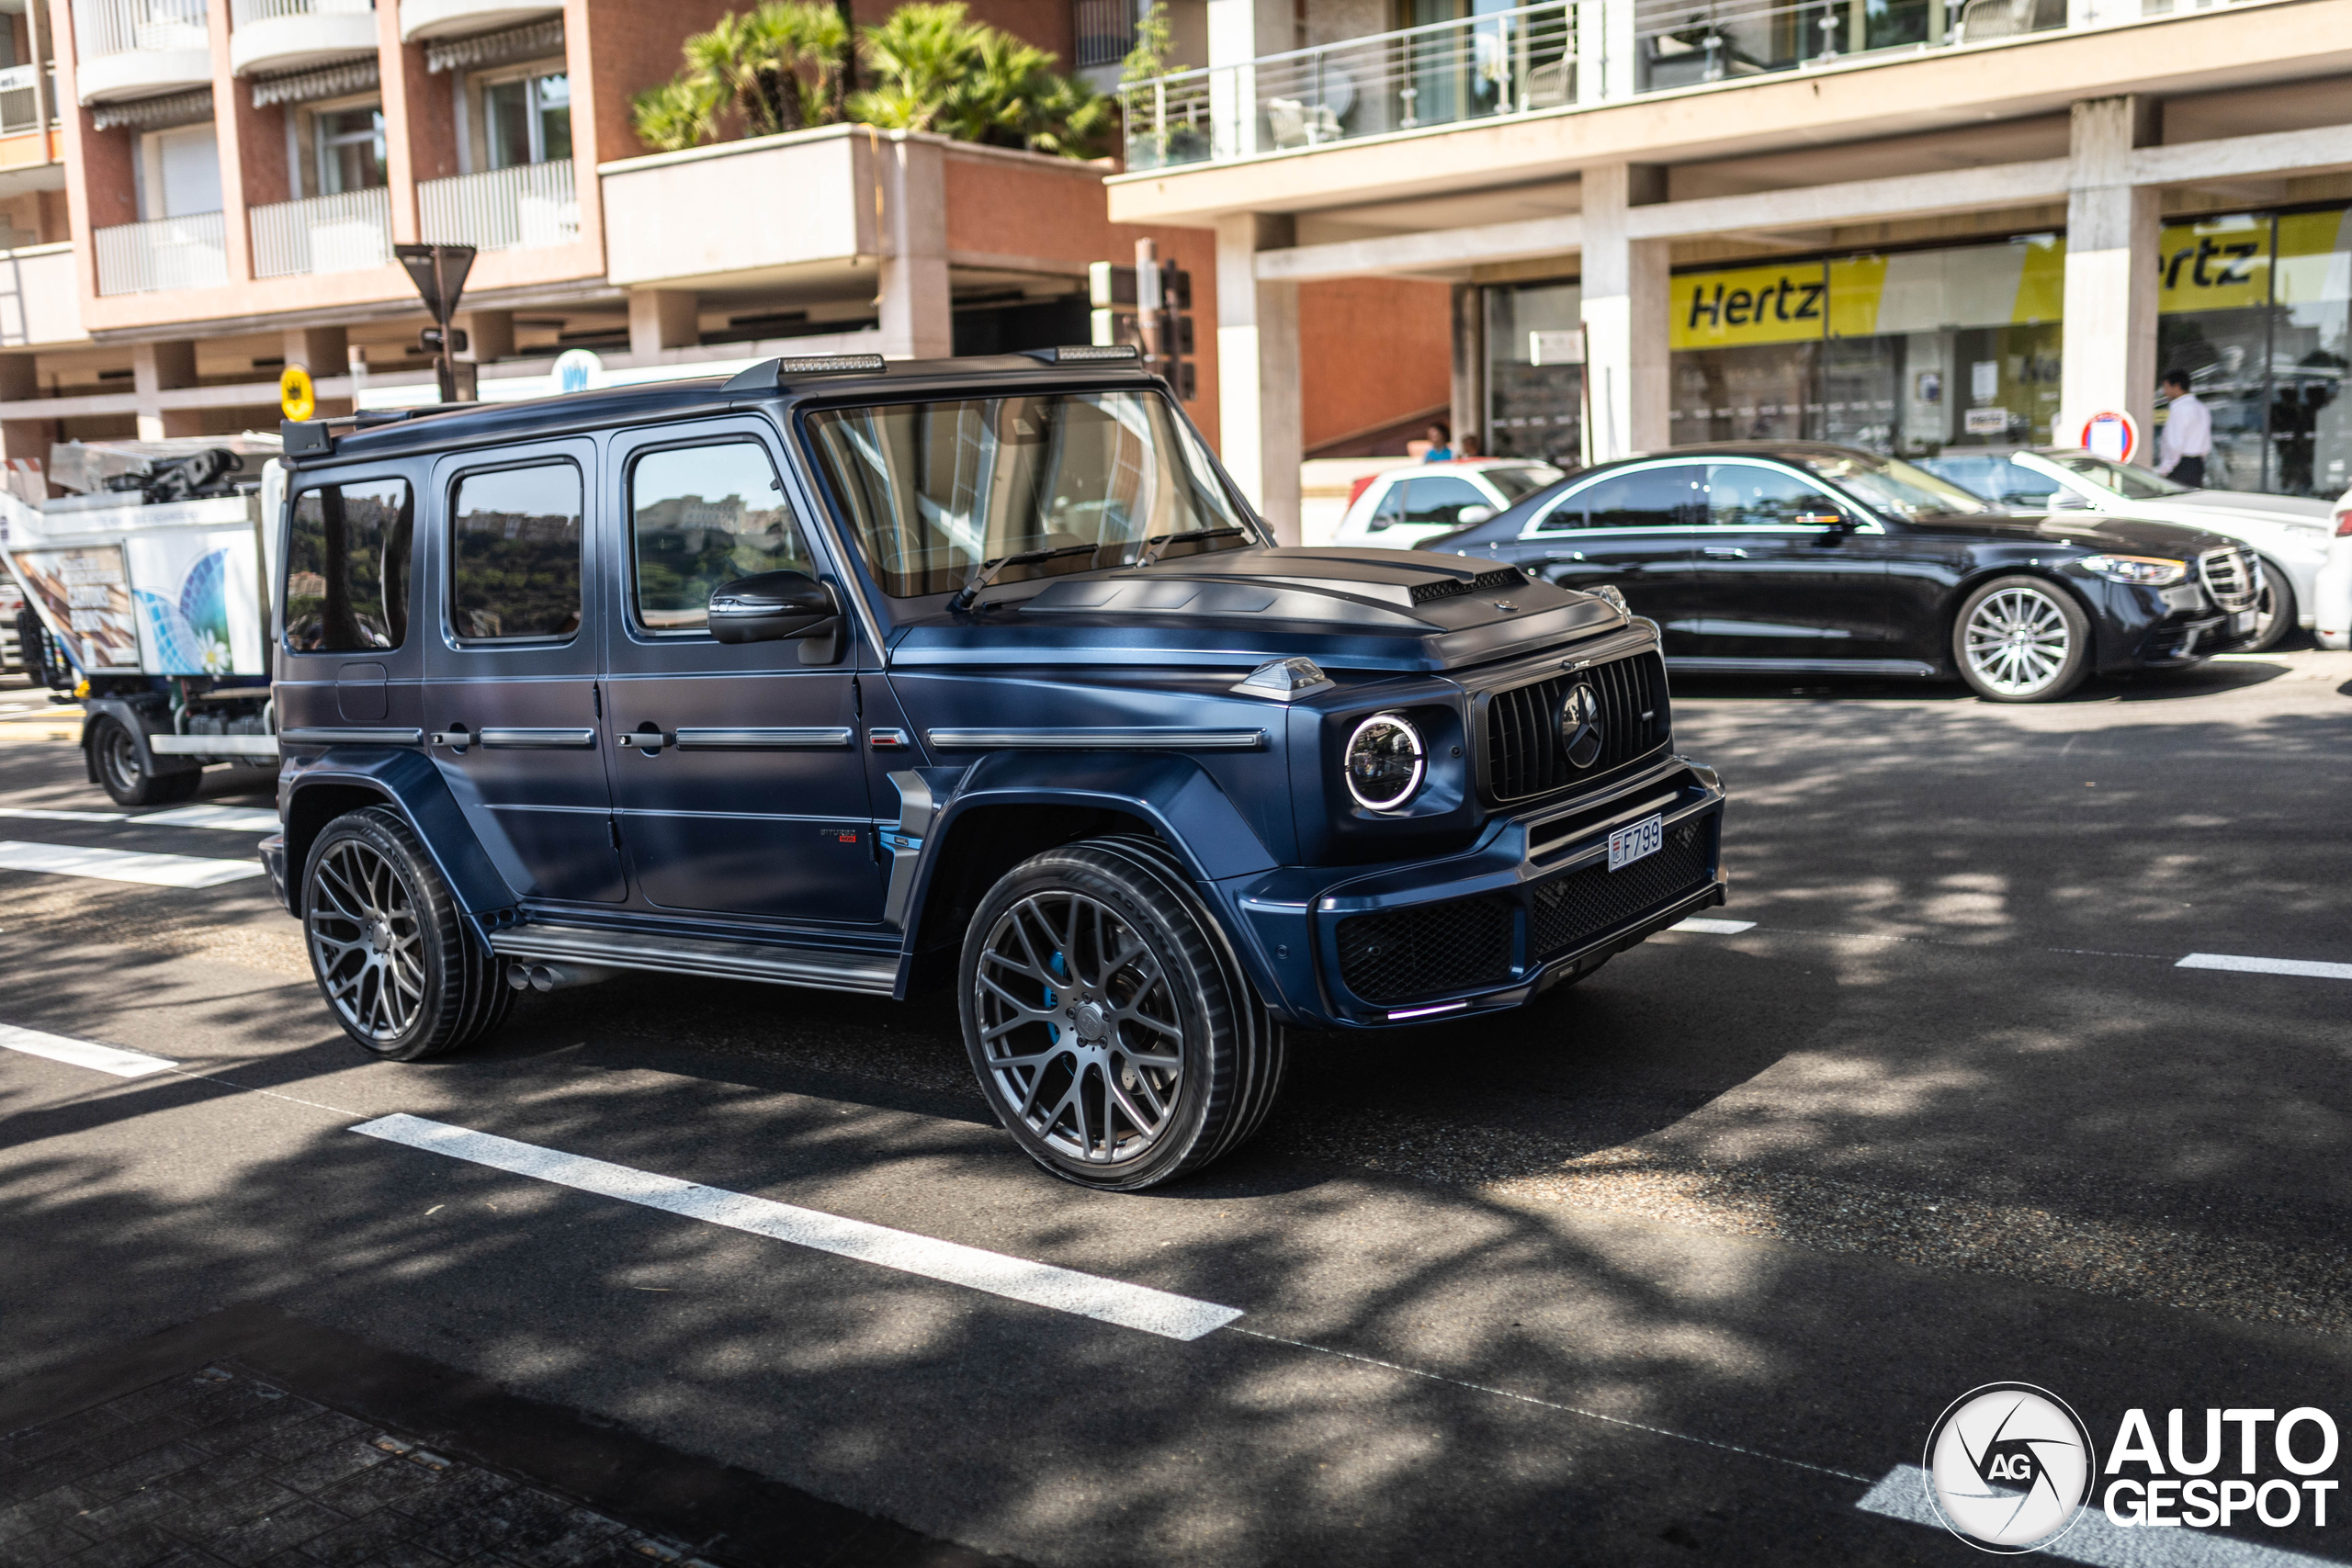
[2315,484,2352,649]
[1330,458,1566,548]
[1916,448,2334,651]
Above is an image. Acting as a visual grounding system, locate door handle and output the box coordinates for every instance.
[1702,546,1749,559]
[1542,551,1588,563]
[623,724,673,754]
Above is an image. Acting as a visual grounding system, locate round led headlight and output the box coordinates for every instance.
[1343,713,1426,812]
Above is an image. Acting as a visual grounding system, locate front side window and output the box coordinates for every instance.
[286,479,412,652]
[805,390,1251,597]
[449,463,582,641]
[1401,475,1492,527]
[1704,463,1840,526]
[1792,451,1988,517]
[630,442,812,631]
[314,104,386,194]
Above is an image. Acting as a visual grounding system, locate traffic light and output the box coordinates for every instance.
[1089,243,1194,401]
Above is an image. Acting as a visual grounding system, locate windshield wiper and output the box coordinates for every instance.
[1136,525,1248,568]
[948,542,1108,613]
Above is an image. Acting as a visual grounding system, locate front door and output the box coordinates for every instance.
[422,441,625,904]
[1675,460,1897,662]
[1504,461,1706,654]
[600,421,884,925]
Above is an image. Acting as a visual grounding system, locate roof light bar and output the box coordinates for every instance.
[1024,344,1142,365]
[721,354,888,392]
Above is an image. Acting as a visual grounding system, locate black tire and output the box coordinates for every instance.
[2244,560,2293,653]
[90,716,202,807]
[958,837,1287,1190]
[1951,575,2091,703]
[302,807,513,1061]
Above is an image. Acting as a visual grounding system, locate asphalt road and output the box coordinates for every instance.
[4,652,2351,1567]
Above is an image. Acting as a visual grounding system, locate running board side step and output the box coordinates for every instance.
[489,923,900,995]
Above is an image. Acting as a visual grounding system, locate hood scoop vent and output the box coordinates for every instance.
[1409,566,1526,605]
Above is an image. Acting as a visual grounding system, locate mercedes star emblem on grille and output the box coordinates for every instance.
[1559,682,1604,768]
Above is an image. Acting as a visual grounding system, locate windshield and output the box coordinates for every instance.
[2044,452,2194,500]
[804,390,1254,598]
[1791,451,1991,517]
[1482,464,1566,502]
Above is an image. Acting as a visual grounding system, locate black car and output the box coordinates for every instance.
[260,349,1728,1190]
[1427,442,2264,702]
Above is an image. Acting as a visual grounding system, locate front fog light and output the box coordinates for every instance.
[1344,713,1425,811]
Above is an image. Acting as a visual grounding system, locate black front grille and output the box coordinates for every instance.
[1529,819,1710,960]
[1335,895,1513,1004]
[1482,651,1670,802]
[1410,567,1527,605]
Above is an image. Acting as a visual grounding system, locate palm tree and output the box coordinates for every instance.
[848,3,981,133]
[630,75,725,152]
[686,0,850,137]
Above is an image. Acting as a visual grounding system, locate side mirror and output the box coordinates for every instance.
[708,570,842,663]
[2043,491,2089,511]
[1795,509,1855,532]
[1456,504,1497,525]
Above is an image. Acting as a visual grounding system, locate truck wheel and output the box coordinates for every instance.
[90,716,201,807]
[1953,577,2090,703]
[959,838,1287,1190]
[303,807,512,1061]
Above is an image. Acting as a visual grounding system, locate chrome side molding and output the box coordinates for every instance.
[490,923,899,995]
[281,728,424,746]
[673,728,854,750]
[926,727,1267,751]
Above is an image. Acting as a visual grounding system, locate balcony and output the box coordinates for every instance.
[228,0,379,77]
[94,210,227,295]
[1120,0,2256,168]
[250,186,391,277]
[419,159,576,252]
[72,0,212,104]
[396,0,557,41]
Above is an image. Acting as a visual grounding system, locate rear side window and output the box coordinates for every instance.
[1402,475,1491,526]
[629,441,813,631]
[1545,467,1699,530]
[449,463,582,642]
[285,478,411,652]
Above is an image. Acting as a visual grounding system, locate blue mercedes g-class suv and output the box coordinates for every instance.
[261,348,1728,1190]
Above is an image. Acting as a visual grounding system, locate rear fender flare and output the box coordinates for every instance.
[282,748,519,931]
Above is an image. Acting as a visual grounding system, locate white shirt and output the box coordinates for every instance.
[2157,391,2211,474]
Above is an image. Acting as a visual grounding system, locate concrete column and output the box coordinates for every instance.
[1578,163,1670,462]
[0,351,51,491]
[2059,96,2160,457]
[458,310,514,364]
[132,340,201,439]
[875,138,951,361]
[281,326,345,378]
[1451,283,1483,454]
[1215,212,1302,543]
[628,291,699,356]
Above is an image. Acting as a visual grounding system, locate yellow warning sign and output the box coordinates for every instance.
[278,364,315,422]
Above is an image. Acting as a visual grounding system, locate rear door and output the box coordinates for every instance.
[599,419,884,926]
[421,442,624,904]
[1502,461,1705,651]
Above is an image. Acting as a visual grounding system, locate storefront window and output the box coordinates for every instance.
[1484,281,1583,467]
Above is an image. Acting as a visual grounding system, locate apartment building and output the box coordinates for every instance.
[0,0,1445,475]
[1109,0,2352,532]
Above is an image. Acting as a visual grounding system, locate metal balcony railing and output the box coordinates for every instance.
[418,159,577,253]
[94,210,226,294]
[0,65,40,135]
[1075,0,1136,69]
[1122,0,2125,168]
[72,0,208,61]
[250,186,391,278]
[228,0,372,23]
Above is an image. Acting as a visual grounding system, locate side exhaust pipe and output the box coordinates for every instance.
[504,960,616,993]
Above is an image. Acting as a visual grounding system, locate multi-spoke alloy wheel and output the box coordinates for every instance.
[1953,576,2088,703]
[975,889,1187,1166]
[309,836,426,1043]
[301,807,513,1060]
[959,840,1287,1190]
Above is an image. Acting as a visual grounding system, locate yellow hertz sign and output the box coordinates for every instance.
[1671,264,1828,350]
[278,364,315,422]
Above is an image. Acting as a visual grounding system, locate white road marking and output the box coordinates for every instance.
[2178,953,2352,982]
[0,840,265,888]
[1669,918,1756,934]
[0,1022,175,1077]
[0,806,124,822]
[1858,1465,2342,1566]
[133,806,281,832]
[350,1113,1243,1341]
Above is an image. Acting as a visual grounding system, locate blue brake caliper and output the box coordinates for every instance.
[1045,950,1068,1043]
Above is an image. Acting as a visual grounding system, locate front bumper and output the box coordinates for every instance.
[1229,756,1728,1029]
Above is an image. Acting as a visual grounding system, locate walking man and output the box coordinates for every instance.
[2155,369,2211,487]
